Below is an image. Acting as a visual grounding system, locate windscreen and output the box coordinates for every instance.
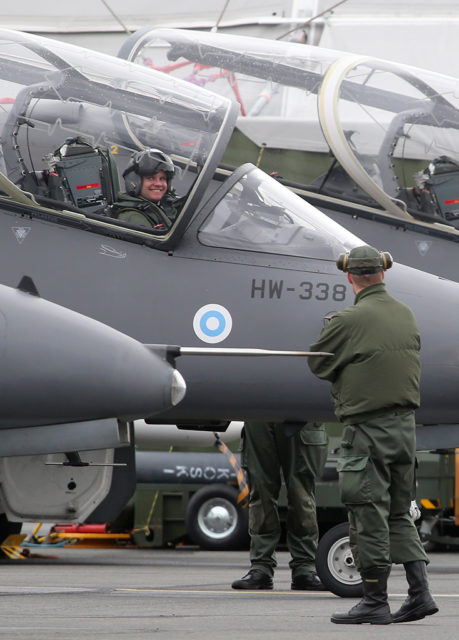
[198,167,360,260]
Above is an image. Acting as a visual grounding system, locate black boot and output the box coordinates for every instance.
[331,568,392,625]
[231,569,273,590]
[392,561,438,623]
[291,572,327,591]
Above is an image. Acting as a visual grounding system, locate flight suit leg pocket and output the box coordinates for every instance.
[337,455,372,504]
[298,423,329,479]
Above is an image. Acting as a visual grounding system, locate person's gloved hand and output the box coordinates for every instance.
[409,500,421,521]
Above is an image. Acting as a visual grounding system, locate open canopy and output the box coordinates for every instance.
[0,28,238,242]
[119,28,459,225]
[0,28,362,260]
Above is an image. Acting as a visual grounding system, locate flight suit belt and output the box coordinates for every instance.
[342,406,415,425]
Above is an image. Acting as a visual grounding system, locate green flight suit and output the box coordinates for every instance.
[111,192,178,230]
[242,421,328,578]
[308,282,428,572]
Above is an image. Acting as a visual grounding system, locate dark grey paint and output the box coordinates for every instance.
[0,280,179,428]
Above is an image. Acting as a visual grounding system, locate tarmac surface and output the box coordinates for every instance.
[0,543,456,639]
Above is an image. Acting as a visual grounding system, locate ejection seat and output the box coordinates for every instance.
[397,156,459,228]
[19,136,120,215]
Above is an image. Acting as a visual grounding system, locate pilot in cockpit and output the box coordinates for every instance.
[111,148,180,231]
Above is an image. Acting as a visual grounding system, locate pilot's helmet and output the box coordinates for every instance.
[123,148,175,197]
[336,245,393,274]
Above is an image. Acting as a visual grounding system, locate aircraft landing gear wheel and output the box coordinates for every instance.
[185,484,249,550]
[316,522,363,598]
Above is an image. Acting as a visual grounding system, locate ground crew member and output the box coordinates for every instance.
[112,148,180,230]
[308,245,438,625]
[231,421,328,591]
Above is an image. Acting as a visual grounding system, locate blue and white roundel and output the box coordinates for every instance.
[193,304,233,344]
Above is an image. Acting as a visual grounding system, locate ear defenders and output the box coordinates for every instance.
[123,169,142,197]
[336,252,350,273]
[336,250,393,273]
[380,251,393,270]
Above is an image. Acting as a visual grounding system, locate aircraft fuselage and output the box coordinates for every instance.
[1,200,457,426]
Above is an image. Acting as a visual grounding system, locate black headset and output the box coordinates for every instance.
[336,250,393,273]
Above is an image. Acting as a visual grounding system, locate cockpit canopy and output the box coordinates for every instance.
[0,28,235,229]
[0,29,361,260]
[120,28,459,226]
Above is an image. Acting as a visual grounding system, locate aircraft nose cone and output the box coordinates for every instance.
[0,285,185,428]
[171,369,187,406]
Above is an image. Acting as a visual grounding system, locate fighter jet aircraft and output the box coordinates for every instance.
[2,29,459,596]
[0,273,186,540]
[0,28,457,429]
[0,30,458,449]
[118,27,459,283]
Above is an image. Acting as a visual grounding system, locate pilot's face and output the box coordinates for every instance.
[140,170,168,202]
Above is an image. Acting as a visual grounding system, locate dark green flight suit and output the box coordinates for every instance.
[111,192,178,229]
[308,282,428,572]
[242,421,328,578]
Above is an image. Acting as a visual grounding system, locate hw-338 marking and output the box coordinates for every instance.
[251,279,348,301]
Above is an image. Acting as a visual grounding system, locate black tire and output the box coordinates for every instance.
[185,484,249,550]
[316,522,363,598]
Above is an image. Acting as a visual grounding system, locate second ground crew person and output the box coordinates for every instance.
[231,421,328,591]
[308,245,438,625]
